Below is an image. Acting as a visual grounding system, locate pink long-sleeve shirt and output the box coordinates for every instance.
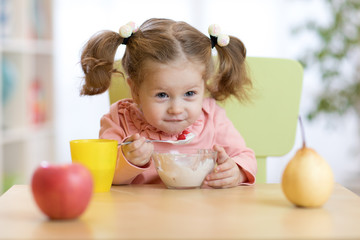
[99,98,257,185]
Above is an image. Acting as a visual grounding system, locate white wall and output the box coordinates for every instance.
[54,0,359,191]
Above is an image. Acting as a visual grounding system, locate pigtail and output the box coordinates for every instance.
[80,30,123,95]
[209,36,252,102]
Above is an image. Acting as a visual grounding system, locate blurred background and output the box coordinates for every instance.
[0,0,359,194]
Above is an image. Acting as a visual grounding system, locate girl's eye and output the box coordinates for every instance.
[156,92,168,98]
[185,91,196,97]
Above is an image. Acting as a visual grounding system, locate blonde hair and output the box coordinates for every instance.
[80,18,251,102]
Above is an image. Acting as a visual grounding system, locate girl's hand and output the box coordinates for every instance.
[205,145,247,188]
[121,134,154,167]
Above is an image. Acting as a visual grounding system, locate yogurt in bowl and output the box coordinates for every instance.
[152,149,217,189]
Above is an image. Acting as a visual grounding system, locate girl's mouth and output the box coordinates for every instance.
[164,119,183,122]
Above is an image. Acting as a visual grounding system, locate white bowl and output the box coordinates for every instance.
[152,149,217,189]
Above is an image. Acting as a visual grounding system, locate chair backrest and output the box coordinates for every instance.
[108,57,303,183]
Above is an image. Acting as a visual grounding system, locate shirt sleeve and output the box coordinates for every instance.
[99,101,151,184]
[210,100,257,185]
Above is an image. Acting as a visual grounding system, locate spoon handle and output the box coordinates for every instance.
[118,139,164,146]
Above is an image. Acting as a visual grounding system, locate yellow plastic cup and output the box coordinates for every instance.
[70,139,118,193]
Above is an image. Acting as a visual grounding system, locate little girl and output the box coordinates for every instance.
[80,18,257,188]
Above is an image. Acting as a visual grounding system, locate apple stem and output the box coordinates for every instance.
[298,116,306,148]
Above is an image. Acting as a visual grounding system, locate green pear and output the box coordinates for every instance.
[281,117,334,208]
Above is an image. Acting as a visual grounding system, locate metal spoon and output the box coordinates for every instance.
[118,133,195,146]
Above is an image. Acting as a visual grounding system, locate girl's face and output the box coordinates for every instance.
[131,60,205,135]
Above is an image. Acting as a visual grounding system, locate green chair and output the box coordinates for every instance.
[108,57,303,183]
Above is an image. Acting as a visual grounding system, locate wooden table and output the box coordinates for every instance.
[0,183,359,239]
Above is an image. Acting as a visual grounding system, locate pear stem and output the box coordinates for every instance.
[298,116,306,148]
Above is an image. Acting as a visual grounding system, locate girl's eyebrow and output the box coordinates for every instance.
[190,83,202,87]
[152,87,167,91]
[154,86,200,92]
[151,81,203,91]
[187,84,203,90]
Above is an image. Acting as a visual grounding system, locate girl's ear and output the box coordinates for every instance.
[127,78,140,104]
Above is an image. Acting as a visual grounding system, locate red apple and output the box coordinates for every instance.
[31,162,93,220]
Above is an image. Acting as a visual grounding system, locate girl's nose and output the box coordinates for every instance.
[167,100,184,115]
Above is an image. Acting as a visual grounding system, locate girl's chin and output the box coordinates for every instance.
[157,122,193,135]
[162,130,184,135]
[160,127,187,135]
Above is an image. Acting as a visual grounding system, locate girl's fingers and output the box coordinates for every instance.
[205,166,239,188]
[205,177,235,188]
[121,134,153,167]
[127,140,151,158]
[214,159,233,172]
[125,133,140,142]
[213,145,230,165]
[207,161,237,181]
[205,153,242,188]
[123,135,146,152]
[207,168,233,180]
[126,142,153,167]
